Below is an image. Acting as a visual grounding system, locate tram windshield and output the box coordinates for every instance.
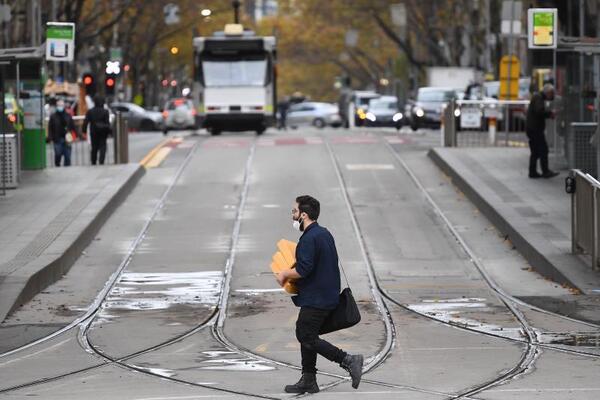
[202,59,267,87]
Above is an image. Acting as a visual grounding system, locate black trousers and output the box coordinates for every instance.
[296,307,346,374]
[527,131,549,175]
[91,133,108,165]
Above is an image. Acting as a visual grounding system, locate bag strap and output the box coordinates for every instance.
[339,261,351,289]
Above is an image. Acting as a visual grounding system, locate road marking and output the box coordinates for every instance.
[346,164,395,170]
[144,147,172,168]
[0,337,71,367]
[235,288,285,293]
[255,343,268,353]
[262,204,281,208]
[488,388,600,392]
[139,137,171,167]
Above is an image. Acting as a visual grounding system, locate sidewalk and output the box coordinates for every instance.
[429,147,600,295]
[0,164,144,322]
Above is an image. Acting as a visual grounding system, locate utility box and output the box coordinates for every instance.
[0,134,18,188]
[0,48,46,171]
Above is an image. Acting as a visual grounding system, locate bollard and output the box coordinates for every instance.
[488,117,497,146]
[114,112,129,164]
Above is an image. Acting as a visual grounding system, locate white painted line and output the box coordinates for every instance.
[262,204,281,208]
[345,163,395,170]
[235,288,285,293]
[488,388,600,392]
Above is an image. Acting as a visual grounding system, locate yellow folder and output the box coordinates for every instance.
[270,239,299,294]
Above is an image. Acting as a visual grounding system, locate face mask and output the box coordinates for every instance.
[293,215,304,232]
[56,107,64,112]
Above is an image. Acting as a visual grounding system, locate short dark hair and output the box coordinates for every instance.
[93,95,105,107]
[296,195,320,220]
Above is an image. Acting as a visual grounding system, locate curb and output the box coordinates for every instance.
[2,165,146,322]
[428,148,586,293]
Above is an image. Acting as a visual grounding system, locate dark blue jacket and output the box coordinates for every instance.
[292,222,340,310]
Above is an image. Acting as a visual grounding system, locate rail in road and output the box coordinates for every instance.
[0,131,599,399]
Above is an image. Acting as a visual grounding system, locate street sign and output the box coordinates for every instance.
[460,107,482,129]
[528,8,558,49]
[164,3,180,25]
[109,47,122,63]
[46,22,75,62]
[499,55,520,100]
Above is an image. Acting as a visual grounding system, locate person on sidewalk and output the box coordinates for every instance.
[276,195,364,394]
[83,95,112,165]
[48,99,75,167]
[526,83,559,179]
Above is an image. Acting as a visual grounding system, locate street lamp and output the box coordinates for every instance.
[170,46,179,55]
[201,9,211,17]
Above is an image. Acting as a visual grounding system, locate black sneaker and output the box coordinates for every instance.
[341,354,364,389]
[284,373,319,394]
[529,172,542,178]
[542,170,559,179]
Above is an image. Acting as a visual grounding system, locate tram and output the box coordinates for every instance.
[193,24,277,135]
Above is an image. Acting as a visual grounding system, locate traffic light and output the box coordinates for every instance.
[105,75,116,96]
[82,73,96,96]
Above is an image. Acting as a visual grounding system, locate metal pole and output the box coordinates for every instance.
[114,112,121,164]
[505,0,516,146]
[485,0,492,73]
[16,61,21,179]
[51,0,58,80]
[553,48,558,159]
[232,0,241,24]
[579,0,585,121]
[1,64,6,196]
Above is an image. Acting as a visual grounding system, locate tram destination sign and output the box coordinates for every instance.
[46,22,75,62]
[528,8,557,49]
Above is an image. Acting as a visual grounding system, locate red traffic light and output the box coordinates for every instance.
[106,77,115,87]
[83,75,93,85]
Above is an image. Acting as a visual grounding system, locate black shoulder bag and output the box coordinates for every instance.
[319,262,361,335]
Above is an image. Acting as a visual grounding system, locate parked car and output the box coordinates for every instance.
[287,102,342,129]
[365,96,403,129]
[408,87,458,131]
[163,98,197,133]
[109,102,164,131]
[352,91,380,126]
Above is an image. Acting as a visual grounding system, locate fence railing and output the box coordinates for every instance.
[442,99,530,147]
[568,169,600,270]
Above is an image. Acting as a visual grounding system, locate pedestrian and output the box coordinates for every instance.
[277,97,290,130]
[276,195,364,394]
[83,95,112,165]
[526,83,559,178]
[48,99,75,167]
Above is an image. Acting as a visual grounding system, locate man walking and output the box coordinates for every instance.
[276,195,364,394]
[48,99,75,167]
[83,95,112,165]
[526,83,559,179]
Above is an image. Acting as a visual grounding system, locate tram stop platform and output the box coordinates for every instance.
[0,164,144,323]
[429,147,600,296]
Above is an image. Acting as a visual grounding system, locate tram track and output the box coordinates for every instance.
[0,134,432,399]
[1,131,598,399]
[379,137,600,398]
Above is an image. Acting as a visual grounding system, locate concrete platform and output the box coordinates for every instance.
[428,147,600,295]
[0,164,144,322]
